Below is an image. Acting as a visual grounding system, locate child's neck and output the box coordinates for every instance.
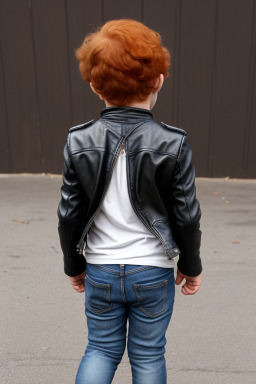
[105,99,151,110]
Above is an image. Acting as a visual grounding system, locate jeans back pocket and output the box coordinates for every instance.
[85,275,112,314]
[133,280,167,318]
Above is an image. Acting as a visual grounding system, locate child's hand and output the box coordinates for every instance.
[69,270,87,293]
[175,269,202,295]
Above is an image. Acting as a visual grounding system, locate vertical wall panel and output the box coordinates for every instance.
[66,0,103,127]
[247,91,256,178]
[178,0,216,176]
[247,56,256,178]
[0,0,42,172]
[0,40,11,172]
[32,0,71,173]
[247,88,256,178]
[211,0,254,177]
[103,0,142,21]
[246,0,256,178]
[143,0,176,126]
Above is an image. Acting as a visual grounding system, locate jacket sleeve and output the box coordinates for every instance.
[170,135,202,277]
[57,134,87,277]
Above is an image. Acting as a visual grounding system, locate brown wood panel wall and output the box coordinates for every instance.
[210,0,254,178]
[31,0,72,173]
[0,0,42,172]
[143,0,176,125]
[242,0,256,179]
[0,39,11,172]
[0,0,255,177]
[177,0,216,177]
[103,0,142,21]
[66,0,103,126]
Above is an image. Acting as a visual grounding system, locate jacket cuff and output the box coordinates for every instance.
[58,223,87,277]
[177,257,202,277]
[64,255,87,277]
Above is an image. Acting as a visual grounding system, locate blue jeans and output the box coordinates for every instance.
[75,263,175,384]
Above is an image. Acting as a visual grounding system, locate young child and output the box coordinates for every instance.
[57,19,202,384]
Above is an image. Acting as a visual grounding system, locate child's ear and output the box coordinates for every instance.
[90,82,104,100]
[153,74,164,93]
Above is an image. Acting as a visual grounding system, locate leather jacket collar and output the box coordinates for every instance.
[100,106,153,123]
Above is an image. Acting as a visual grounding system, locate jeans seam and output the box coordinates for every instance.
[86,274,110,288]
[87,303,113,314]
[91,264,120,275]
[121,277,127,303]
[125,266,156,275]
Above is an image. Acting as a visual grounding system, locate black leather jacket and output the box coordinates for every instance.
[57,107,202,277]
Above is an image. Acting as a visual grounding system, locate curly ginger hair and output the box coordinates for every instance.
[75,19,170,106]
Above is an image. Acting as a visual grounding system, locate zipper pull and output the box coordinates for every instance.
[121,142,125,155]
[77,239,85,255]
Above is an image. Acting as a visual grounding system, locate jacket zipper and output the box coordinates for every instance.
[124,140,172,260]
[76,121,168,257]
[77,136,172,259]
[77,135,126,254]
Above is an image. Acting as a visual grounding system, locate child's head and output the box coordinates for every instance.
[75,19,170,106]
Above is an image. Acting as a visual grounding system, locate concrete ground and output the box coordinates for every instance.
[0,174,256,384]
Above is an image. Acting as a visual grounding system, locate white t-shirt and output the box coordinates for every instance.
[85,144,174,268]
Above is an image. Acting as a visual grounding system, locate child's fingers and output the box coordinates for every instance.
[175,273,184,285]
[72,284,85,293]
[70,279,85,293]
[181,282,200,295]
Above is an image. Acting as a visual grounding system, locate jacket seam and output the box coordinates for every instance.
[101,119,147,134]
[129,148,177,158]
[64,135,77,227]
[176,162,192,224]
[152,217,168,225]
[98,120,118,133]
[176,135,191,221]
[64,166,73,223]
[71,148,115,156]
[65,134,72,179]
[177,134,185,160]
[176,136,193,274]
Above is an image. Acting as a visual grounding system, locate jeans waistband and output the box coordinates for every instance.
[88,263,162,276]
